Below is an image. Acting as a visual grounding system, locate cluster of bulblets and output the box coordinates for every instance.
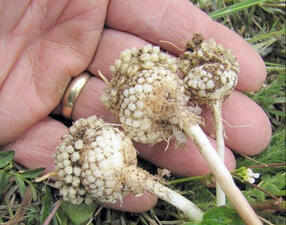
[52,34,261,224]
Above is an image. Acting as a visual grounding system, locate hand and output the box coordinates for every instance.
[1,0,271,213]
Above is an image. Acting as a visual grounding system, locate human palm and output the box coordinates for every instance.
[0,0,271,212]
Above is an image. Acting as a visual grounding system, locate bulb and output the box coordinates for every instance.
[53,115,203,221]
[54,116,137,204]
[102,45,202,144]
[179,33,239,105]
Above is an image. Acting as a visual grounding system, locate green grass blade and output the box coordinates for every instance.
[247,27,286,43]
[209,0,268,19]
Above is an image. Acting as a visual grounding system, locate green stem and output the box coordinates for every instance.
[169,174,211,185]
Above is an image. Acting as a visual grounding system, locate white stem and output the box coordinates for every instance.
[125,167,203,221]
[211,100,226,206]
[183,123,262,225]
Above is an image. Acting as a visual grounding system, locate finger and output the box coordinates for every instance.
[4,117,67,173]
[102,193,157,213]
[135,137,236,177]
[201,91,272,155]
[3,117,158,212]
[0,0,108,145]
[88,29,148,80]
[72,77,115,122]
[106,0,266,92]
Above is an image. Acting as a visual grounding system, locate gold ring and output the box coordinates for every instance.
[61,72,91,119]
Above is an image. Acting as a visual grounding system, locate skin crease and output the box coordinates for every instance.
[1,0,271,213]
